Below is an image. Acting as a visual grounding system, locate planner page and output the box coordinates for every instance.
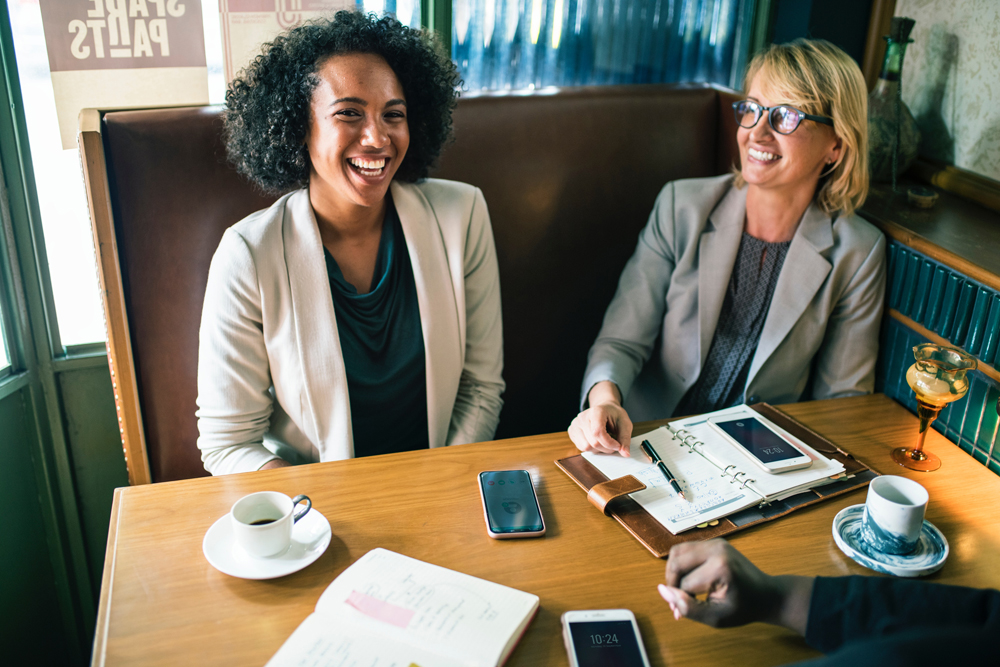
[582,426,757,533]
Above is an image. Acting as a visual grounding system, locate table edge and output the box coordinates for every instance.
[92,487,124,667]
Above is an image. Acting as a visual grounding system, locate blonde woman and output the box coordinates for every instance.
[570,39,885,456]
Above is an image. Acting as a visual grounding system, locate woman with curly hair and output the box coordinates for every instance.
[197,11,504,475]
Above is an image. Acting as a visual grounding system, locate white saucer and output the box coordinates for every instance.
[832,504,949,578]
[203,509,331,579]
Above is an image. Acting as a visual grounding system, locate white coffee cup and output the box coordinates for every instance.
[860,476,928,555]
[231,492,312,558]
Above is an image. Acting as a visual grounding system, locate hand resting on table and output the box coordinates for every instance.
[568,381,634,457]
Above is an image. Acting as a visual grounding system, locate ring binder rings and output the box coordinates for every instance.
[555,403,878,558]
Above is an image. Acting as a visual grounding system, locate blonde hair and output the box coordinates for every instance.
[733,39,868,217]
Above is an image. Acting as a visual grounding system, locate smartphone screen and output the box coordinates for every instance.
[567,620,647,667]
[713,418,802,463]
[480,470,544,534]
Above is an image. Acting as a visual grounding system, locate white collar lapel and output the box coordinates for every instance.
[283,189,353,456]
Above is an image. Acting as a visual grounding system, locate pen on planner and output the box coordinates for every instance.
[639,440,687,500]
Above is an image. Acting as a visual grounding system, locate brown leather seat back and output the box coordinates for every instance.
[97,84,738,482]
[433,85,738,437]
[102,108,276,482]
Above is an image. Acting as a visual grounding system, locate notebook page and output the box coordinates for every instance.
[265,612,464,667]
[669,407,846,499]
[582,426,757,533]
[312,549,539,666]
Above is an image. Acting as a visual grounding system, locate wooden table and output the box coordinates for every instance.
[92,395,1000,666]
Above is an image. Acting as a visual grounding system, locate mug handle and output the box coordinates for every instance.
[291,494,312,523]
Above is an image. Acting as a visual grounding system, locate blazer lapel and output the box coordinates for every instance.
[698,185,746,368]
[747,202,834,385]
[392,181,463,449]
[283,189,353,457]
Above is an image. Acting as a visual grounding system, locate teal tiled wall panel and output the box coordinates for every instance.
[886,241,1000,367]
[911,260,934,322]
[981,296,1000,363]
[965,288,993,356]
[925,267,948,327]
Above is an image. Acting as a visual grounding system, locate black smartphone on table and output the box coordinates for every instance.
[478,470,546,538]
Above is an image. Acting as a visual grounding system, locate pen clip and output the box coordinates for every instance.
[639,440,657,464]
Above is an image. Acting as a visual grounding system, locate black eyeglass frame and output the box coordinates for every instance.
[732,100,834,135]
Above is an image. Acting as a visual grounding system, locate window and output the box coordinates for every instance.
[6,0,229,350]
[0,301,9,370]
[8,0,104,348]
[453,0,755,91]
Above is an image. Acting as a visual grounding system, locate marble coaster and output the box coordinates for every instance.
[832,504,948,578]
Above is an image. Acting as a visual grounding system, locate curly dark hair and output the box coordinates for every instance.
[224,11,461,193]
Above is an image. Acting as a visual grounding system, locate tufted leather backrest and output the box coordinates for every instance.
[90,84,740,482]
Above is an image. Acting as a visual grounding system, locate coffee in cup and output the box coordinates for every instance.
[860,476,928,555]
[231,491,312,558]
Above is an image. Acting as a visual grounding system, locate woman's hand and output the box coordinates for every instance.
[657,539,813,634]
[567,381,634,457]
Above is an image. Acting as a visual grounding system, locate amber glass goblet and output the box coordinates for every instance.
[892,343,977,472]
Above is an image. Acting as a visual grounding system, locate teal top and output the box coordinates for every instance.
[324,200,429,456]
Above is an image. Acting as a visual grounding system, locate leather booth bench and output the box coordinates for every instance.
[81,83,741,483]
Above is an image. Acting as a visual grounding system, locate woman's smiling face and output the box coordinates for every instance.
[737,74,841,198]
[305,52,410,213]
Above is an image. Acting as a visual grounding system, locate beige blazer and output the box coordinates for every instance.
[197,179,504,475]
[582,174,886,421]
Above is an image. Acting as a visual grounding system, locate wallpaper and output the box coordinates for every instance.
[895,0,1000,182]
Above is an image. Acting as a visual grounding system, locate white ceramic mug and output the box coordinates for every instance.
[860,476,928,555]
[231,491,312,558]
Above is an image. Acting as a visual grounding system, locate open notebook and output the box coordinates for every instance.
[582,405,847,534]
[266,548,539,667]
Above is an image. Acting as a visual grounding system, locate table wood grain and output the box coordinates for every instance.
[92,395,1000,666]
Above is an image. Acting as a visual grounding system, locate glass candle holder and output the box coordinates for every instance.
[892,343,977,472]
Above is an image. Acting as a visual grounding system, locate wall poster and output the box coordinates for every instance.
[219,0,354,84]
[38,0,210,149]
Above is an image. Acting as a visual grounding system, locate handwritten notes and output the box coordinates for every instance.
[266,549,539,667]
[269,614,451,667]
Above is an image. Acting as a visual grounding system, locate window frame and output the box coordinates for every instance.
[0,4,96,660]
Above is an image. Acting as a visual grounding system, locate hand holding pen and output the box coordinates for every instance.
[640,440,688,501]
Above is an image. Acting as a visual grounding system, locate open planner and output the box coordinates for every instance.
[266,548,539,667]
[556,402,877,557]
[582,405,846,533]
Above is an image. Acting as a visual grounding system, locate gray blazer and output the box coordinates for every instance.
[581,174,886,421]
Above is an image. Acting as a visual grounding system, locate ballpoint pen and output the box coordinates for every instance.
[640,440,687,500]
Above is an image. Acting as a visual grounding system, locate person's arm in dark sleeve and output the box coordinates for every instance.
[805,575,1000,654]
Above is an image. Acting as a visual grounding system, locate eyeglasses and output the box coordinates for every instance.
[732,100,833,135]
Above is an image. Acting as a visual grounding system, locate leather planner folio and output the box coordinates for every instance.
[555,403,878,558]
